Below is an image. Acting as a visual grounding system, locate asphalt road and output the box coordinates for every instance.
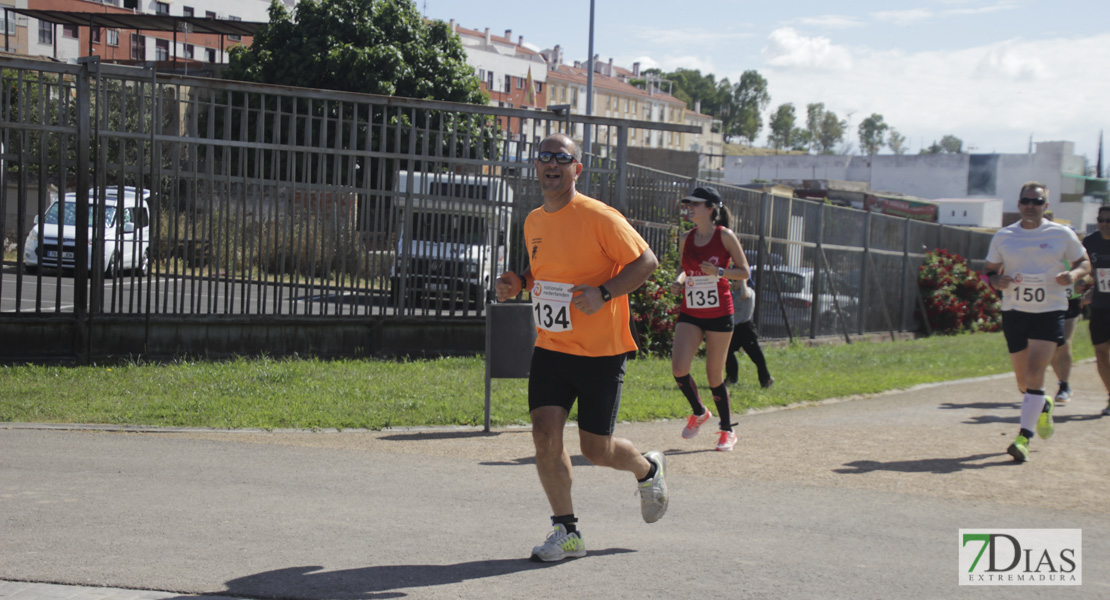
[2,363,1109,600]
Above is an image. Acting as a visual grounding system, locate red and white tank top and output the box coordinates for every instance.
[679,226,733,318]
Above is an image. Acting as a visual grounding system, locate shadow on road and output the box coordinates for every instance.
[378,430,511,442]
[208,552,634,599]
[834,452,1013,475]
[480,454,594,467]
[938,401,1020,410]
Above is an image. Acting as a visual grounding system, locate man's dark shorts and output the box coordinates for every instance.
[1001,310,1065,354]
[677,312,734,333]
[1090,307,1110,346]
[528,347,626,436]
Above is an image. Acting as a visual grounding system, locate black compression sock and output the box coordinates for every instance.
[552,514,578,535]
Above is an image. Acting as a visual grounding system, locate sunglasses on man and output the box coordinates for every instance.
[536,151,576,164]
[1019,196,1046,206]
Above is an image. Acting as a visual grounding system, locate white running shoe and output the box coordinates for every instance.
[638,450,669,523]
[716,430,737,451]
[530,524,585,562]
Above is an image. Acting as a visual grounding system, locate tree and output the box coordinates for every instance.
[806,103,846,154]
[768,103,807,151]
[940,134,964,154]
[220,0,494,185]
[225,0,485,103]
[728,70,770,144]
[888,129,907,155]
[857,113,889,155]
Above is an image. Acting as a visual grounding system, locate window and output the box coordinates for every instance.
[123,0,138,9]
[130,33,145,60]
[107,29,119,47]
[91,27,101,44]
[571,88,578,109]
[62,25,79,39]
[184,44,194,59]
[486,71,493,90]
[155,39,169,61]
[536,82,542,95]
[228,16,241,41]
[183,6,194,17]
[206,47,216,63]
[155,2,170,15]
[478,68,484,80]
[38,21,52,45]
[205,11,216,19]
[504,74,511,93]
[516,76,523,89]
[2,13,14,35]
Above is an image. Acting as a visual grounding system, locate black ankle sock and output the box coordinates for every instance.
[638,458,658,483]
[1019,428,1034,440]
[552,514,578,534]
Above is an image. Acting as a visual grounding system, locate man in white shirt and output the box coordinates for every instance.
[983,182,1089,462]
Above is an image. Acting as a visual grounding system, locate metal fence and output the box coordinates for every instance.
[0,55,994,359]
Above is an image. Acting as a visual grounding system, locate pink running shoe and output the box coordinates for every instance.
[716,430,737,452]
[681,410,712,439]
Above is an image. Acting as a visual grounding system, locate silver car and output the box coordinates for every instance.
[753,266,859,338]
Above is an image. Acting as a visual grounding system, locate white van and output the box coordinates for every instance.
[23,187,152,277]
[390,172,513,310]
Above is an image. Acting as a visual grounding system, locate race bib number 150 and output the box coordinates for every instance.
[532,280,574,332]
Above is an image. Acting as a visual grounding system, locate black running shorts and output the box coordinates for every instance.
[1090,307,1110,346]
[528,347,626,436]
[676,312,734,333]
[1001,310,1065,354]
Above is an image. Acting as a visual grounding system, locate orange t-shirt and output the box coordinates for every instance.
[525,193,649,357]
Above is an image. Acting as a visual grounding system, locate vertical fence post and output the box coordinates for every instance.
[614,124,628,215]
[74,57,93,362]
[810,202,824,339]
[859,211,871,335]
[899,218,911,331]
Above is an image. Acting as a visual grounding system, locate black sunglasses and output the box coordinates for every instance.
[1019,197,1046,206]
[1098,218,1110,224]
[536,151,576,165]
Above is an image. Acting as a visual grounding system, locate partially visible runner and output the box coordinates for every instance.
[668,186,751,452]
[1049,253,1082,404]
[983,182,1089,462]
[1081,204,1110,416]
[494,133,668,563]
[725,278,774,389]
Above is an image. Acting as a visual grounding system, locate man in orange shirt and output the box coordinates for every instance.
[495,133,667,562]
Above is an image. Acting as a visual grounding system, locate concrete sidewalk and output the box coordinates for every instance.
[2,363,1109,600]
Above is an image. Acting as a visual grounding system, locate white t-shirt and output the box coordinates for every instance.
[985,220,1085,313]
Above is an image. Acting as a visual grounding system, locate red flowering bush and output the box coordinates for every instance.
[916,248,1001,334]
[630,236,681,357]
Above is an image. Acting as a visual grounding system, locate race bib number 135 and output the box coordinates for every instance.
[532,280,574,332]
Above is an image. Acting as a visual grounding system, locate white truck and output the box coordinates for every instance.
[390,171,513,312]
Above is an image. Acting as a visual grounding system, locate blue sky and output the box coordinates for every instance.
[422,0,1109,164]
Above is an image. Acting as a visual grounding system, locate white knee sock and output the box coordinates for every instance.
[1019,391,1046,433]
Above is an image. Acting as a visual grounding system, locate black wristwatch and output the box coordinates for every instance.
[598,285,612,303]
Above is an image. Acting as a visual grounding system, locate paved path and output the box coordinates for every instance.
[2,363,1109,600]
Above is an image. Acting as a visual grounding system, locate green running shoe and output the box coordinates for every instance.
[1007,435,1030,463]
[1037,396,1055,440]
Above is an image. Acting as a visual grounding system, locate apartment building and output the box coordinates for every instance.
[4,0,275,68]
[544,55,689,156]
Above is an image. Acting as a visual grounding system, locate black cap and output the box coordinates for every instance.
[683,186,721,206]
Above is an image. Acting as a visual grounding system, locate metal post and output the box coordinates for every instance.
[899,218,911,331]
[614,124,628,214]
[582,0,595,195]
[859,211,871,335]
[810,202,824,339]
[75,58,93,361]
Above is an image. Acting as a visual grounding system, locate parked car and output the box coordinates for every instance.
[23,187,152,277]
[752,266,859,337]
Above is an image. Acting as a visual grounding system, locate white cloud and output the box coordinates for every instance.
[943,0,1022,17]
[973,42,1047,80]
[761,33,1110,157]
[762,27,853,71]
[871,9,934,25]
[793,15,866,29]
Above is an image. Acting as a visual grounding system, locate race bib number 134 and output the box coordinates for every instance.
[532,280,574,332]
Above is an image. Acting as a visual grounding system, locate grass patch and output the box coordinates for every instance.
[0,332,1093,430]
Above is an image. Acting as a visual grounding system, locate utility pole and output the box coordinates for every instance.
[582,0,595,196]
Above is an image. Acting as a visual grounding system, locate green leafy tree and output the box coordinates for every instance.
[728,70,770,144]
[806,103,845,154]
[218,0,494,188]
[225,0,485,102]
[857,113,889,155]
[768,103,805,150]
[888,129,907,155]
[940,134,964,154]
